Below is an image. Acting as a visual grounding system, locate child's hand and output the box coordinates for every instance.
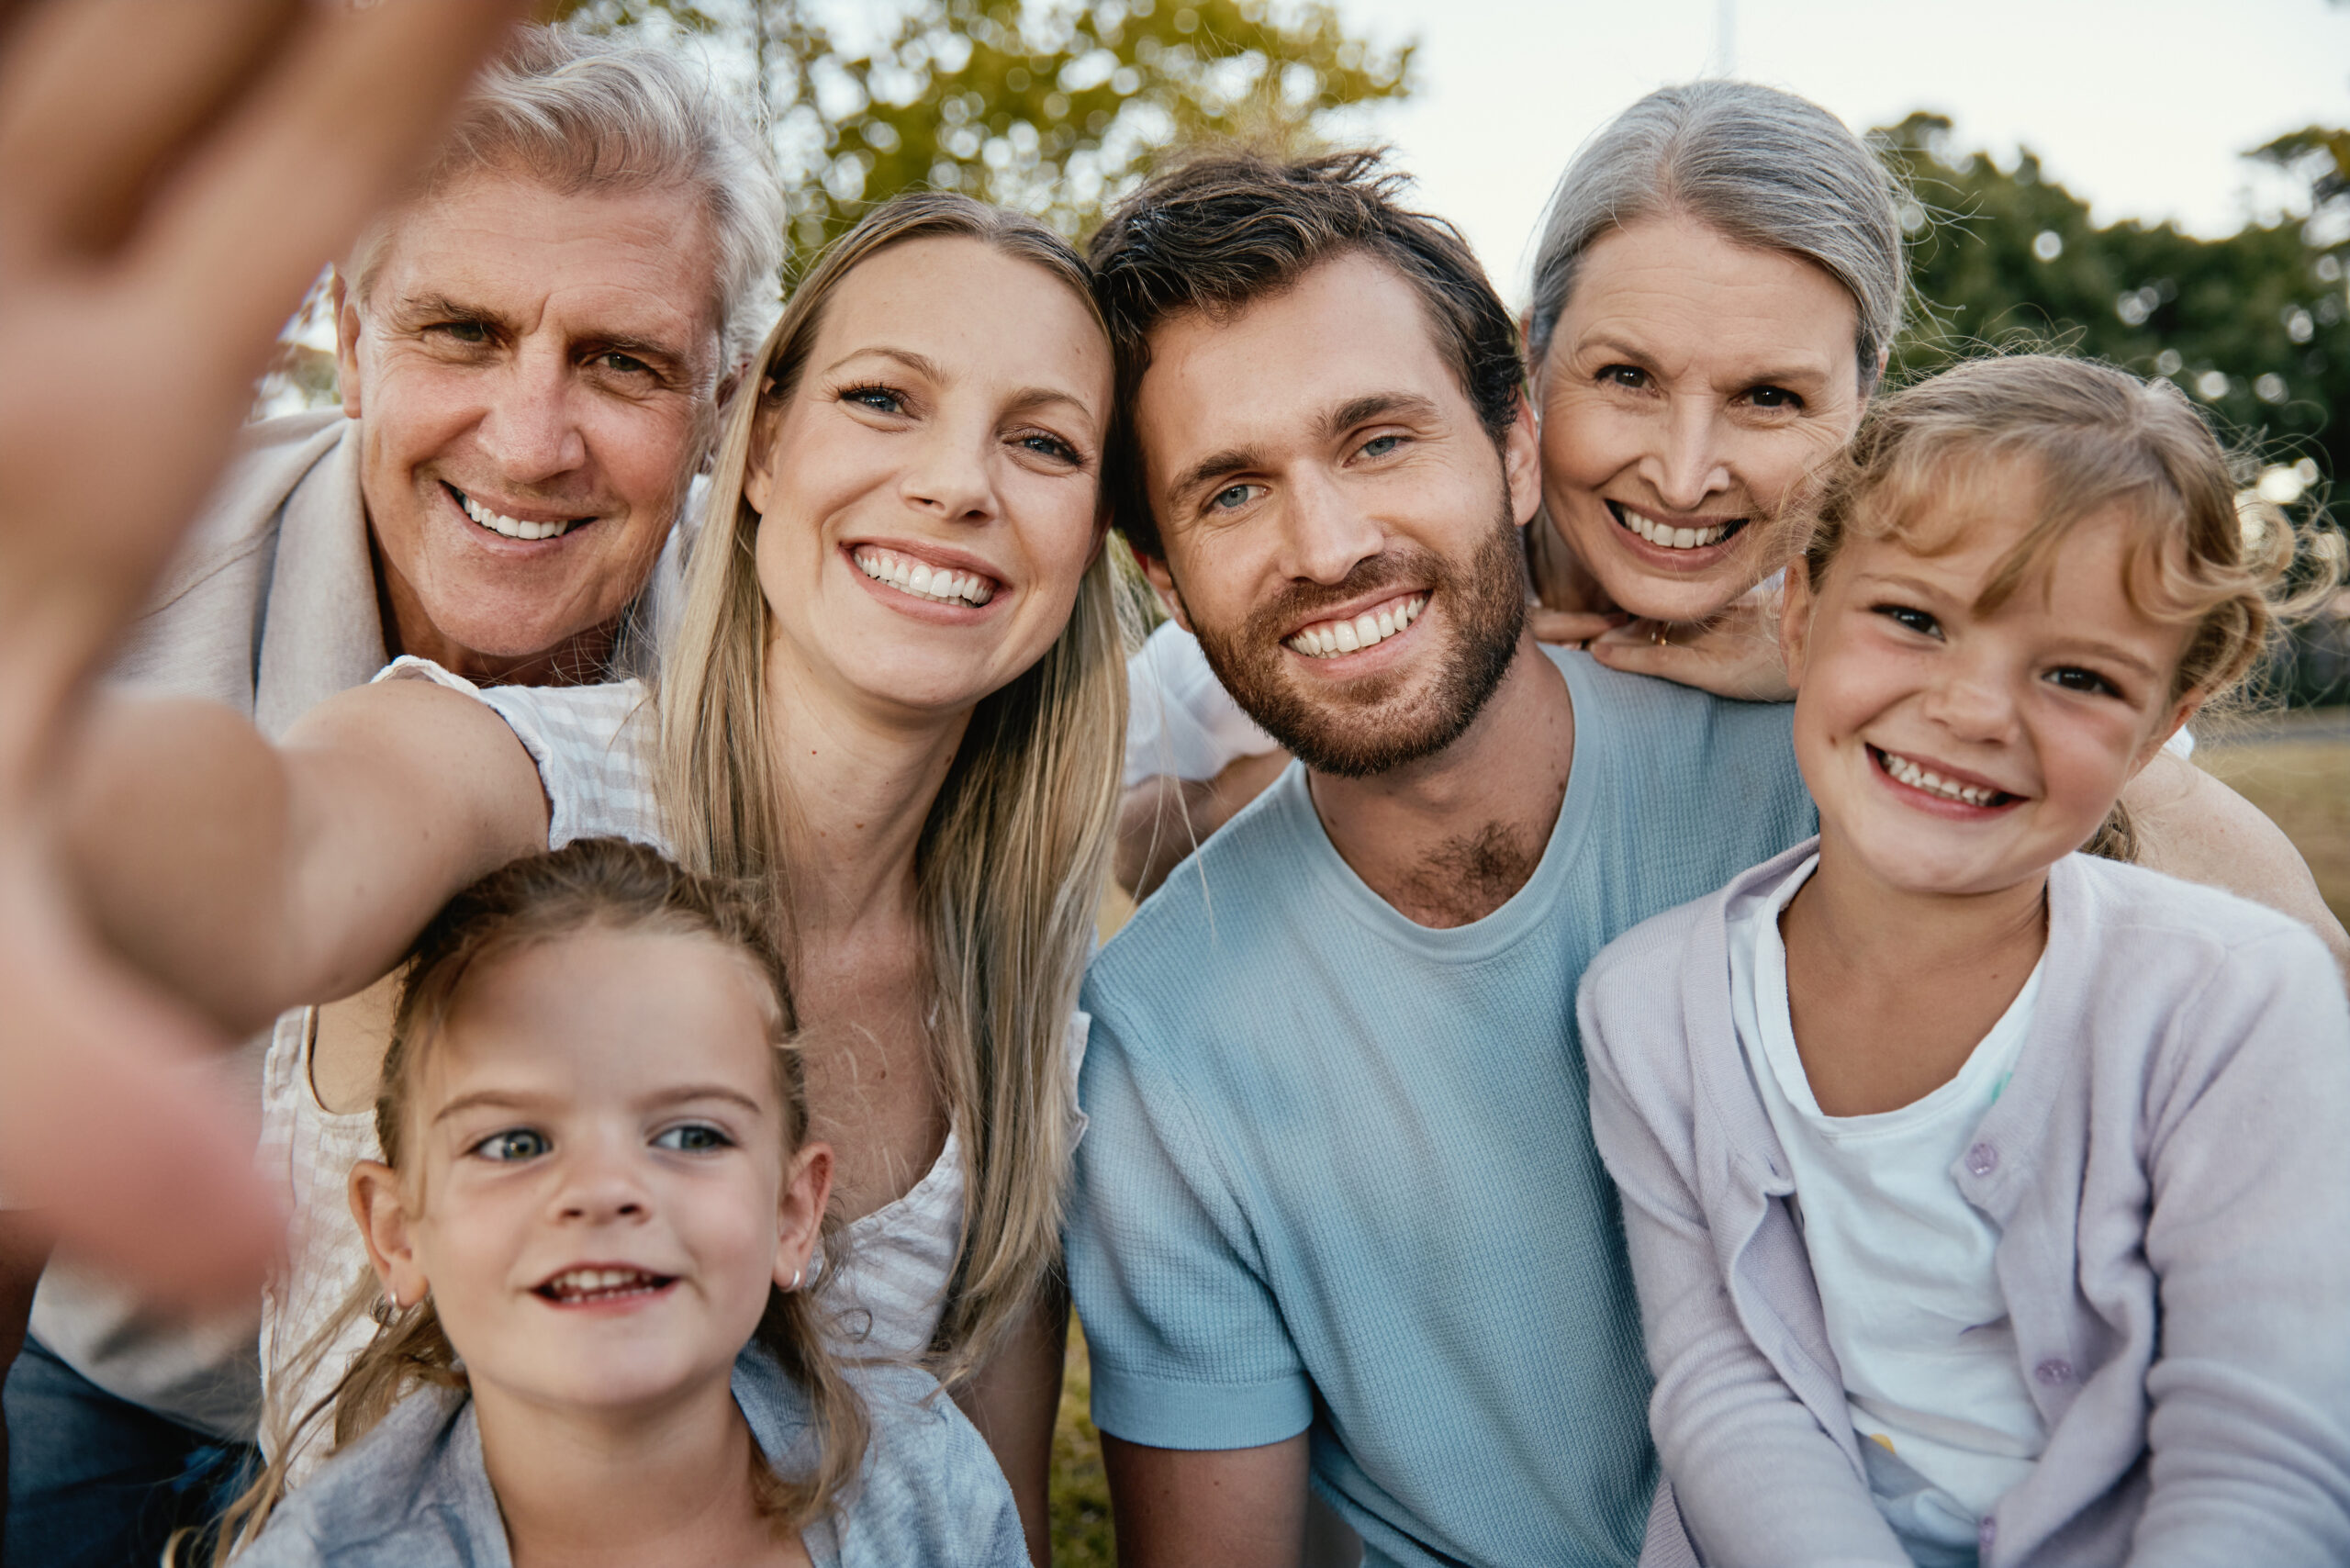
[1587,583,1796,703]
[0,0,525,1305]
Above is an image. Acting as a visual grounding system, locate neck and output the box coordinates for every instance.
[760,642,970,941]
[1308,634,1574,928]
[371,539,621,689]
[474,1370,778,1568]
[1785,829,2050,991]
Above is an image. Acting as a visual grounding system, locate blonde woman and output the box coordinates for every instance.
[56,191,1124,1560]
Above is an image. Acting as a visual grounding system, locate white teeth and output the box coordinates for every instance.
[543,1266,663,1299]
[850,546,995,606]
[1616,506,1731,551]
[459,489,580,542]
[1285,593,1427,658]
[1879,749,2001,807]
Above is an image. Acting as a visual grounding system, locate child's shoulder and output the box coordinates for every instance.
[1581,841,1817,1011]
[237,1384,488,1566]
[2059,852,2330,968]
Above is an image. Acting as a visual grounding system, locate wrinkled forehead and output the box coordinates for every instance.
[353,166,726,353]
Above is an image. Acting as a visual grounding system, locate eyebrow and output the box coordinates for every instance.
[429,1082,768,1127]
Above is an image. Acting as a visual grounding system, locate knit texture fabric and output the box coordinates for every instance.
[1069,649,1817,1568]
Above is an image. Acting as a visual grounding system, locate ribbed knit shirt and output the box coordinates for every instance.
[1067,649,1818,1568]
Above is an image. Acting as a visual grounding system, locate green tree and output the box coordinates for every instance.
[559,0,1412,270]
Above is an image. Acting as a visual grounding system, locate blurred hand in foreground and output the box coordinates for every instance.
[0,0,526,1307]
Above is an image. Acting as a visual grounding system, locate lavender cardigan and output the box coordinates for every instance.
[1580,842,2350,1568]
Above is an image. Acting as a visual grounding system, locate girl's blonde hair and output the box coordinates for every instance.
[657,190,1127,1383]
[207,838,868,1560]
[1796,353,2341,857]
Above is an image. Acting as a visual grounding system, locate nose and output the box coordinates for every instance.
[551,1139,650,1226]
[1278,466,1384,586]
[1921,648,2020,745]
[1641,398,1732,514]
[476,341,589,485]
[900,419,998,525]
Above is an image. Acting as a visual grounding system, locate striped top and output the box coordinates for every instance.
[257,659,1062,1477]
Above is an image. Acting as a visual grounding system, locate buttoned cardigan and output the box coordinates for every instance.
[1579,841,2350,1568]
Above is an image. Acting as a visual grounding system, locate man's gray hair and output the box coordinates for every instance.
[349,25,783,369]
[1526,80,1907,392]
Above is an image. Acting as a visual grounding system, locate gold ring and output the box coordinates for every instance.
[1651,623,1671,647]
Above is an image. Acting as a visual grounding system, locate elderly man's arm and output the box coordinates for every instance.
[2124,751,2350,977]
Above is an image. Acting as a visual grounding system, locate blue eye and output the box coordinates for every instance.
[1018,431,1079,464]
[1208,483,1259,513]
[1360,434,1404,459]
[652,1123,733,1153]
[844,385,905,415]
[471,1128,549,1162]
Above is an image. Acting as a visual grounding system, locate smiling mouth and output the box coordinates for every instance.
[444,482,593,543]
[1285,592,1427,658]
[1870,745,2020,809]
[535,1266,676,1305]
[851,544,998,607]
[1606,499,1744,552]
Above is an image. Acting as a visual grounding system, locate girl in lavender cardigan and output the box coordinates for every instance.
[1580,355,2350,1568]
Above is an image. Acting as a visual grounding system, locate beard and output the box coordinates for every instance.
[1189,492,1528,778]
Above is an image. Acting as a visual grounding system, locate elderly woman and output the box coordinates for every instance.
[1116,80,2346,969]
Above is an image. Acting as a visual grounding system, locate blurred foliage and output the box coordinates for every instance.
[554,0,1411,272]
[1877,113,2350,704]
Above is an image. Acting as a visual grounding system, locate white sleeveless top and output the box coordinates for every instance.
[257,658,1086,1477]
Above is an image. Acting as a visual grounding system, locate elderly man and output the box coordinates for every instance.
[2,27,780,1564]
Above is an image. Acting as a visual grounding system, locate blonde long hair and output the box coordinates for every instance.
[202,839,868,1561]
[657,191,1127,1380]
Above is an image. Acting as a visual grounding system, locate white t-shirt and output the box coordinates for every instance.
[1727,855,2049,1567]
[1122,622,1275,788]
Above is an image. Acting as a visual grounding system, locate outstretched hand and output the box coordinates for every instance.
[0,0,526,1306]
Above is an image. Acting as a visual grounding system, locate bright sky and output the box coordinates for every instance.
[1324,0,2350,304]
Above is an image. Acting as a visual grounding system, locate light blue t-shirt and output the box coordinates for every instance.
[1068,648,1817,1568]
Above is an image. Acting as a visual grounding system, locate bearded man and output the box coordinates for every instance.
[1065,151,1819,1568]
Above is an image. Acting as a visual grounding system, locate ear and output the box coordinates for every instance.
[773,1141,834,1291]
[1778,558,1817,692]
[1504,394,1543,530]
[1136,552,1192,633]
[333,270,364,422]
[743,387,782,519]
[351,1159,429,1312]
[2132,690,2206,774]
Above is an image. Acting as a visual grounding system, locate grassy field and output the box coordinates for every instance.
[1047,722,2350,1565]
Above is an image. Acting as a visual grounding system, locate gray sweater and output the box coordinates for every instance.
[236,1348,1027,1566]
[1580,842,2350,1568]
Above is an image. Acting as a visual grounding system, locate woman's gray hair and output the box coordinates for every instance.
[348,25,783,368]
[1526,80,1906,392]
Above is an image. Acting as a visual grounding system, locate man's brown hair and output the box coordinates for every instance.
[1087,148,1525,558]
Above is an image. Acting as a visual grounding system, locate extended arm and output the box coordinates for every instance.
[1578,976,1908,1567]
[61,679,549,1035]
